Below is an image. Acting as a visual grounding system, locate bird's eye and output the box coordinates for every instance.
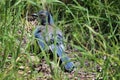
[39,14,43,17]
[39,14,46,18]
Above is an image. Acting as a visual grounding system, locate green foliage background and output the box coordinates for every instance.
[0,0,120,80]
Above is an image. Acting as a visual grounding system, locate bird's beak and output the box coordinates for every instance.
[31,13,38,17]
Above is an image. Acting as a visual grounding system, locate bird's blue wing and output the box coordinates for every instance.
[34,26,45,50]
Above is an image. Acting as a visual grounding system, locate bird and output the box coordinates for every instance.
[32,10,74,72]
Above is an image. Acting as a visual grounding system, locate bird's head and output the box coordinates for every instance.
[32,10,54,26]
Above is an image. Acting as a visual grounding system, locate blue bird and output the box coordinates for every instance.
[32,10,74,72]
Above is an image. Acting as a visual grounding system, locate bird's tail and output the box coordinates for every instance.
[49,44,74,72]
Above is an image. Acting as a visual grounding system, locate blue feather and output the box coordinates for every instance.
[49,44,74,71]
[34,26,45,50]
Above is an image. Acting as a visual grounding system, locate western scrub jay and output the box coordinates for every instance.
[32,10,74,72]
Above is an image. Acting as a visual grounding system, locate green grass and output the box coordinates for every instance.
[0,0,120,80]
